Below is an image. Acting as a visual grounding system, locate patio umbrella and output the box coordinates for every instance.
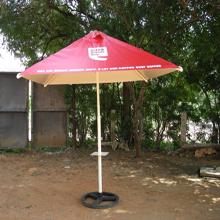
[17,30,182,208]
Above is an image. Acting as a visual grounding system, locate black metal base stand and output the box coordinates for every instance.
[82,192,119,209]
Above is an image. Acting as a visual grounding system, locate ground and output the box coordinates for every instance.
[0,146,220,220]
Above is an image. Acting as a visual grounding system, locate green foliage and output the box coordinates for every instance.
[0,0,92,65]
[184,10,220,143]
[1,1,217,65]
[142,140,177,151]
[59,84,97,145]
[84,138,96,145]
[37,146,68,151]
[0,149,26,154]
[142,73,184,148]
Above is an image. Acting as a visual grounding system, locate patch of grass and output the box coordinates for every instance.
[37,146,68,151]
[68,139,96,148]
[0,149,26,154]
[1,150,7,155]
[68,140,80,148]
[142,141,180,151]
[85,138,96,145]
[159,141,175,150]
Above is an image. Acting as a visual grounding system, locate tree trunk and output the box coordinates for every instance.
[78,113,83,146]
[123,82,132,143]
[219,125,220,144]
[181,112,187,148]
[155,129,161,150]
[182,143,220,150]
[72,85,77,150]
[198,82,218,143]
[139,111,143,143]
[155,101,161,150]
[133,105,141,157]
[123,82,131,118]
[155,138,161,150]
[102,85,106,141]
[155,101,167,150]
[125,81,147,157]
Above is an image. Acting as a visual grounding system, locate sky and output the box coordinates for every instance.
[0,35,25,72]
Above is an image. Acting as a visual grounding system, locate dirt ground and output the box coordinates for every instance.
[0,146,220,220]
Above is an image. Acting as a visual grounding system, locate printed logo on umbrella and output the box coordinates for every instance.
[88,47,108,61]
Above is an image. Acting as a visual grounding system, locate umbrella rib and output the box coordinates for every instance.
[44,74,57,87]
[135,70,148,82]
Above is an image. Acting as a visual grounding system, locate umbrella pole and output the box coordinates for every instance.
[96,72,102,193]
[81,73,119,209]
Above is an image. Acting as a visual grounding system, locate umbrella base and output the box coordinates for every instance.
[82,191,119,209]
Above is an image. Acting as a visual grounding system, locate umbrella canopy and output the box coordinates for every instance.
[17,30,182,208]
[17,31,182,85]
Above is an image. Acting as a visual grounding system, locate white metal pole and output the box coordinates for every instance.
[96,72,102,193]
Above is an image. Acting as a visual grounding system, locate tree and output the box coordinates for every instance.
[61,84,97,146]
[125,81,147,156]
[96,0,219,156]
[143,72,199,150]
[0,0,94,64]
[185,10,220,143]
[0,0,219,156]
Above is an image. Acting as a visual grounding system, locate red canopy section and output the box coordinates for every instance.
[18,31,182,85]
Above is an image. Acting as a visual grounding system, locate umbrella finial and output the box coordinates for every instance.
[179,66,183,72]
[16,73,21,79]
[87,30,105,39]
